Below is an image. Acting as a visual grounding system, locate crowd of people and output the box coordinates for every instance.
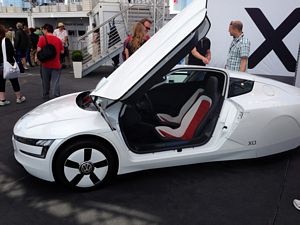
[0,21,70,106]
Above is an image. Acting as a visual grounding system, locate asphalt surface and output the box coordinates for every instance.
[0,66,300,225]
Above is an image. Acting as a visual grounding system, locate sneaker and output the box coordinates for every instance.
[16,96,26,104]
[294,199,300,210]
[0,100,10,106]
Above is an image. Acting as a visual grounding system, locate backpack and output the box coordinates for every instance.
[37,35,57,63]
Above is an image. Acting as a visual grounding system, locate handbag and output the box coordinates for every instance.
[37,35,57,63]
[1,38,20,79]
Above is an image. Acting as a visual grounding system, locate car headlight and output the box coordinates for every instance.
[14,135,54,158]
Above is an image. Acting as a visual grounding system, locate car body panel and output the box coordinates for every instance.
[228,78,300,156]
[13,93,111,139]
[12,67,300,183]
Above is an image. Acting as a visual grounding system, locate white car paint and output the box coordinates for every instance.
[110,71,300,173]
[12,70,300,183]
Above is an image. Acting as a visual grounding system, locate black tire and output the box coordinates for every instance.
[53,139,117,191]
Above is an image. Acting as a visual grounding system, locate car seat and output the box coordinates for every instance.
[155,76,219,141]
[156,88,203,125]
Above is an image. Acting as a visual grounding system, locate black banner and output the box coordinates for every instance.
[246,8,300,72]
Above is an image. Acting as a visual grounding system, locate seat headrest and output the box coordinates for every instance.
[205,76,219,99]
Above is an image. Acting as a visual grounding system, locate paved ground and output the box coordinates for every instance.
[0,66,300,225]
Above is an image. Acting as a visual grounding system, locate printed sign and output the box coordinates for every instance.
[206,0,300,76]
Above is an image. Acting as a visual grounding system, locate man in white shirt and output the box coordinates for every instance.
[53,22,69,68]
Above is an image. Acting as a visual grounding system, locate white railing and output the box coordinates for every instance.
[78,5,132,73]
[78,0,170,75]
[0,1,97,13]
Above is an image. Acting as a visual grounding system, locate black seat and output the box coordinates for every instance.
[194,75,221,138]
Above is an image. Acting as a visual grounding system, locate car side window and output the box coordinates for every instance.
[228,78,254,98]
[167,70,191,83]
[166,70,206,83]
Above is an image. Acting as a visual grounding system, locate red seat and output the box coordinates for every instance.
[156,89,203,125]
[155,95,212,140]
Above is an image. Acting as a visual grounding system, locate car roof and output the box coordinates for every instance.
[165,65,300,96]
[91,0,208,100]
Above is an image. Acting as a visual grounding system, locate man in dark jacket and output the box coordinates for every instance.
[188,37,211,66]
[29,27,39,66]
[14,22,30,70]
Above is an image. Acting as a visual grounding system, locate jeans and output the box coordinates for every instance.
[26,48,32,66]
[15,49,25,72]
[41,67,61,99]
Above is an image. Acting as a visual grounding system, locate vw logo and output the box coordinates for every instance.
[79,162,94,175]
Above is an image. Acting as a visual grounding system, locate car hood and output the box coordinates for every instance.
[91,0,208,100]
[17,93,85,127]
[13,93,111,139]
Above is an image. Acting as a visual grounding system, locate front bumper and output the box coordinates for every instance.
[12,135,63,182]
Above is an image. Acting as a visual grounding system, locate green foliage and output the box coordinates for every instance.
[71,50,83,62]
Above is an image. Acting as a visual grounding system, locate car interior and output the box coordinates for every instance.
[119,68,226,153]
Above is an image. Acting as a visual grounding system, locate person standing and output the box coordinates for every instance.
[53,22,69,68]
[29,28,39,66]
[92,23,100,61]
[188,37,211,66]
[0,24,26,106]
[225,20,250,72]
[5,27,14,44]
[23,25,33,67]
[139,18,152,41]
[122,18,152,61]
[14,22,30,71]
[108,19,121,68]
[124,22,147,60]
[36,24,64,100]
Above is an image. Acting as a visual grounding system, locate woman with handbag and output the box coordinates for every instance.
[0,24,25,106]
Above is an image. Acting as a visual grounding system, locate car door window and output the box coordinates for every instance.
[166,69,206,83]
[167,70,190,83]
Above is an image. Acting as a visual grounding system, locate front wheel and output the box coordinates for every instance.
[54,139,117,191]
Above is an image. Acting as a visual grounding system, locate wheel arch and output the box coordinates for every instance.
[52,134,119,179]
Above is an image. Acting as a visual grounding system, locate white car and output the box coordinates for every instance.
[12,0,300,191]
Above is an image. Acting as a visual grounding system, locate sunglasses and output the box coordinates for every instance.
[145,26,151,31]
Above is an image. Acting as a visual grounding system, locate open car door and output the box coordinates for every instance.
[91,0,210,102]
